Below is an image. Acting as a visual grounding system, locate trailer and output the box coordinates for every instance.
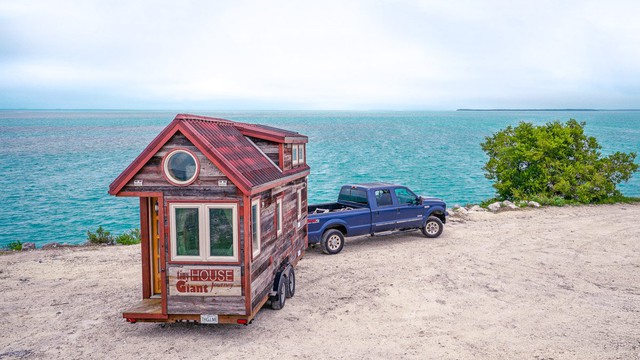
[108,114,309,325]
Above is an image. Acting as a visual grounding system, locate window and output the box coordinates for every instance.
[292,144,306,167]
[163,149,199,185]
[394,188,418,205]
[299,145,305,165]
[170,203,238,262]
[251,199,261,258]
[374,189,393,207]
[297,189,302,220]
[276,198,283,236]
[292,145,298,166]
[338,187,368,205]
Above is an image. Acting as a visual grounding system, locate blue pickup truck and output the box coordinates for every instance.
[307,183,447,254]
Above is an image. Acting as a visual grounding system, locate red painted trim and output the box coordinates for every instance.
[243,195,252,316]
[236,128,286,143]
[166,199,242,265]
[160,148,201,186]
[140,197,151,298]
[278,144,284,170]
[167,260,242,266]
[158,195,168,315]
[115,191,163,198]
[250,169,310,195]
[122,312,169,320]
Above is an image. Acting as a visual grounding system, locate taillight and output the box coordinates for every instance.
[237,319,248,325]
[307,218,319,224]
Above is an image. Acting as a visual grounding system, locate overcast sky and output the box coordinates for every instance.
[1,0,639,110]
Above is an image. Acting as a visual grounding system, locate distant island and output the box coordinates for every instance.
[457,109,598,112]
[457,109,640,112]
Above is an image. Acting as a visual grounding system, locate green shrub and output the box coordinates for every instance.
[6,240,22,251]
[87,226,115,245]
[481,119,638,204]
[116,228,141,245]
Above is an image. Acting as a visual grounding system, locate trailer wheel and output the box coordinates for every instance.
[271,277,286,310]
[422,216,444,238]
[286,268,296,298]
[321,229,344,255]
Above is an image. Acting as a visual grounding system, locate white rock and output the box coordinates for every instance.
[506,204,518,210]
[469,205,484,212]
[502,200,514,206]
[487,202,501,212]
[452,204,461,210]
[456,207,469,215]
[21,242,36,250]
[528,201,541,208]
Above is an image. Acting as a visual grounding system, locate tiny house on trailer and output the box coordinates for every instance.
[108,114,309,325]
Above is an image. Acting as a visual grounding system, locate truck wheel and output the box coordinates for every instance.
[286,268,295,298]
[321,229,344,255]
[271,277,286,310]
[422,216,444,238]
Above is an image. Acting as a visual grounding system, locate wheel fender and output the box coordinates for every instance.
[271,264,293,294]
[423,206,446,226]
[320,219,349,236]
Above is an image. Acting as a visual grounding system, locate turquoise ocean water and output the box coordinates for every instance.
[1,110,639,247]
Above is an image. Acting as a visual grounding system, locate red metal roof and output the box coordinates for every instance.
[109,114,309,196]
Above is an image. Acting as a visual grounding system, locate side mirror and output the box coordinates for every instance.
[415,197,422,205]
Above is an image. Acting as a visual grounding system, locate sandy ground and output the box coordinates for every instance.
[1,204,639,360]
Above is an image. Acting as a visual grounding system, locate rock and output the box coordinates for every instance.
[497,204,518,212]
[469,205,485,212]
[502,200,514,206]
[452,204,461,210]
[455,207,468,215]
[21,242,36,250]
[42,242,62,249]
[487,202,501,212]
[528,201,541,208]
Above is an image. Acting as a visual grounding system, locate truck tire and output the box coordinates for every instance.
[321,229,345,255]
[271,277,286,310]
[286,268,295,298]
[422,216,444,238]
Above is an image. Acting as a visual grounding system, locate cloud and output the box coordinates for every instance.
[0,0,639,109]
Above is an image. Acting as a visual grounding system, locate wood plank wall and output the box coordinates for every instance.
[247,136,280,167]
[250,177,308,309]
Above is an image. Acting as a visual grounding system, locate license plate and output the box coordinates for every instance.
[200,314,218,324]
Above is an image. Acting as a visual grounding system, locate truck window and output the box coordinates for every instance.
[338,187,368,205]
[374,189,393,207]
[394,188,417,205]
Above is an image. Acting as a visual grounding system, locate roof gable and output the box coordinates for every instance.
[109,114,309,196]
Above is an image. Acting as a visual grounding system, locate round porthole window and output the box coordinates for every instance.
[163,149,199,185]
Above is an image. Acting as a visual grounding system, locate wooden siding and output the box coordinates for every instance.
[122,132,240,196]
[283,144,292,171]
[166,294,246,315]
[247,136,280,168]
[250,177,308,309]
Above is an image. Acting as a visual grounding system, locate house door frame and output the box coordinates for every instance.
[149,197,162,297]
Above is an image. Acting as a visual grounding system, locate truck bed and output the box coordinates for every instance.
[308,202,364,214]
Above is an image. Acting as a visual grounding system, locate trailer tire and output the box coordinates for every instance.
[422,216,444,238]
[286,268,296,298]
[321,229,344,255]
[271,277,286,310]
